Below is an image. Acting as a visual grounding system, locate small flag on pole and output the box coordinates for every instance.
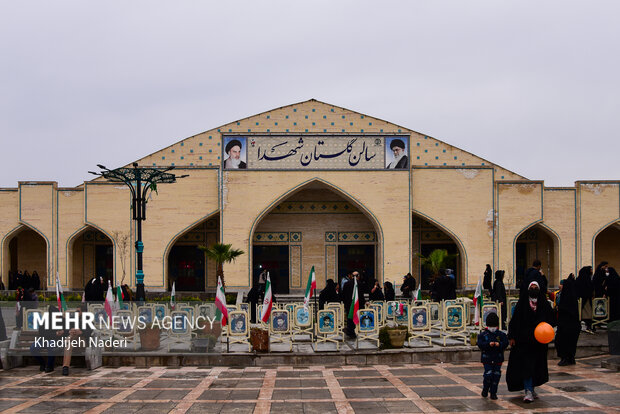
[56,272,67,312]
[348,278,360,325]
[260,273,273,323]
[104,281,114,322]
[473,276,484,326]
[170,282,176,310]
[414,285,421,301]
[303,266,316,309]
[215,276,228,326]
[116,285,124,309]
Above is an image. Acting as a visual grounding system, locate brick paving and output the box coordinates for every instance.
[0,355,618,413]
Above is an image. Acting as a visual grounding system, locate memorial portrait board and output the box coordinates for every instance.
[116,310,134,334]
[170,310,190,335]
[593,298,608,317]
[359,309,376,332]
[410,306,429,330]
[445,305,464,330]
[318,310,336,334]
[138,306,153,325]
[229,311,248,336]
[295,306,311,327]
[271,310,289,333]
[481,305,498,328]
[153,304,167,320]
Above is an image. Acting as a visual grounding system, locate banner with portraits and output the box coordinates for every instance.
[222,135,410,170]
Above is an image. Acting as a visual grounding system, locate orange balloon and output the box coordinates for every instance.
[534,322,555,344]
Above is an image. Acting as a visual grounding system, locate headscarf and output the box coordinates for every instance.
[528,281,540,311]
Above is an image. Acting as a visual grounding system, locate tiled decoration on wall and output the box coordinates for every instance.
[325,245,336,281]
[325,232,337,243]
[253,232,289,243]
[290,232,302,242]
[272,201,360,214]
[136,100,522,181]
[337,232,376,242]
[290,245,302,288]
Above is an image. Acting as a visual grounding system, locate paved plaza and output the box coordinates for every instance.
[0,355,617,413]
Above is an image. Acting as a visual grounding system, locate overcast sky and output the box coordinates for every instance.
[1,1,618,188]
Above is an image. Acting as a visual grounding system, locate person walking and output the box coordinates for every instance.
[605,267,620,322]
[369,279,385,301]
[400,273,416,298]
[555,273,580,366]
[506,281,555,403]
[483,264,493,295]
[477,312,509,400]
[575,266,594,332]
[491,270,507,330]
[383,281,395,301]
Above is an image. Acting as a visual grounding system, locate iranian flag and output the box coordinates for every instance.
[170,282,176,310]
[116,285,124,309]
[215,276,228,326]
[260,273,273,323]
[303,266,316,309]
[473,276,484,326]
[104,281,115,323]
[348,278,360,325]
[55,272,67,312]
[413,285,422,301]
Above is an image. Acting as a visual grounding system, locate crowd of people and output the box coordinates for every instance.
[478,258,619,403]
[1,270,42,291]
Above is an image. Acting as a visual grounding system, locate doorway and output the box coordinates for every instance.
[253,245,290,294]
[338,245,375,288]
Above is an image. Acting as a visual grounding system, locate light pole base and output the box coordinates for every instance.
[136,283,146,303]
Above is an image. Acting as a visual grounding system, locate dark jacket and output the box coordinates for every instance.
[605,268,620,322]
[483,266,493,291]
[520,267,548,298]
[575,267,594,305]
[400,276,416,298]
[384,282,395,302]
[319,280,340,310]
[477,328,509,364]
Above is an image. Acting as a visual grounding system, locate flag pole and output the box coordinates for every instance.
[313,281,318,342]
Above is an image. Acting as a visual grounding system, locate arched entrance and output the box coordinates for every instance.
[2,225,48,290]
[251,181,381,294]
[594,221,620,268]
[165,215,220,292]
[412,213,466,289]
[515,223,560,286]
[68,227,114,289]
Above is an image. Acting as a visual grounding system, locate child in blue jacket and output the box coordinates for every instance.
[477,312,509,400]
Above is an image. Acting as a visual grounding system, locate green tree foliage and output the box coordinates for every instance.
[198,243,244,287]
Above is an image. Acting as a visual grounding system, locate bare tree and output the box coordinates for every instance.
[113,231,131,284]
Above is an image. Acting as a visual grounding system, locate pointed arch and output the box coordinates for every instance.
[513,221,561,286]
[249,178,384,289]
[66,225,115,289]
[1,223,49,288]
[592,219,620,267]
[162,210,220,291]
[412,209,468,288]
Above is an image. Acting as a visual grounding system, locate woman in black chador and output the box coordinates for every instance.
[575,266,594,331]
[506,281,555,403]
[491,270,507,330]
[319,279,340,310]
[246,285,260,323]
[555,272,580,366]
[606,267,620,322]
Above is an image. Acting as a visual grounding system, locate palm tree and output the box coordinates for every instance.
[417,249,458,278]
[199,243,244,287]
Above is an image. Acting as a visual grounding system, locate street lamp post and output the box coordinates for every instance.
[90,163,187,302]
